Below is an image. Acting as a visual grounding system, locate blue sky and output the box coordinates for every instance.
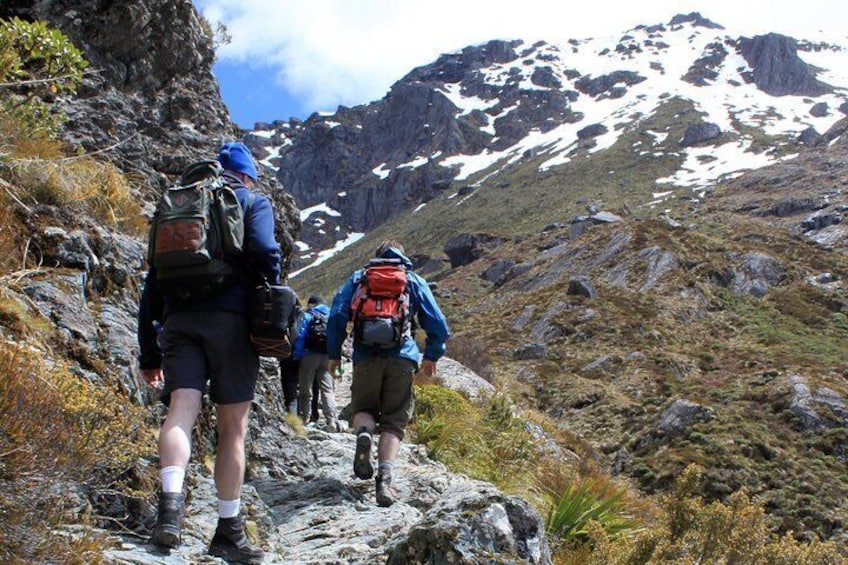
[195,0,847,130]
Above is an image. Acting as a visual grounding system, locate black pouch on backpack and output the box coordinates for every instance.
[249,282,297,357]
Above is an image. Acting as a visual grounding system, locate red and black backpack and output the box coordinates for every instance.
[351,258,412,348]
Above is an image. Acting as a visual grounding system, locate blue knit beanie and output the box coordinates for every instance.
[217,141,258,181]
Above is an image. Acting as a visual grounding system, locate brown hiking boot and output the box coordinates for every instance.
[208,516,265,564]
[353,431,374,480]
[151,492,185,548]
[375,474,397,507]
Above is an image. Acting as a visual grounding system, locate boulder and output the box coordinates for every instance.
[577,123,609,139]
[680,122,721,146]
[444,233,503,268]
[810,102,829,117]
[387,483,551,565]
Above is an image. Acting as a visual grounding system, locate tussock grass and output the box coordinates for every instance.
[3,154,147,235]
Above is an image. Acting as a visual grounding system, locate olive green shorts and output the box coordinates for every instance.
[350,356,416,439]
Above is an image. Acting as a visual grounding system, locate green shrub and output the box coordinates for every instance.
[0,17,88,137]
[0,342,152,480]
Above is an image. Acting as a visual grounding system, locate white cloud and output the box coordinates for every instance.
[196,0,848,114]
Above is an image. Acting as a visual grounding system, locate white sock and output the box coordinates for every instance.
[160,466,185,493]
[218,498,241,519]
[378,460,395,477]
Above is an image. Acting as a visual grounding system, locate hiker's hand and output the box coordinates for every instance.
[422,359,437,378]
[328,359,342,380]
[141,368,164,389]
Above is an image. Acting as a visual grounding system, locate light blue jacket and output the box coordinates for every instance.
[293,303,330,360]
[327,248,450,367]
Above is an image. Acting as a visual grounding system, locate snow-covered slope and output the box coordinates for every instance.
[243,13,848,276]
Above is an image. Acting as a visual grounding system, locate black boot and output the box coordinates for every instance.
[375,474,397,507]
[208,516,265,564]
[353,427,374,480]
[151,492,185,548]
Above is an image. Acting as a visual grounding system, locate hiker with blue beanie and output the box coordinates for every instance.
[138,141,279,563]
[217,141,259,182]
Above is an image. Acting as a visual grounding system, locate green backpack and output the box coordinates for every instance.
[147,160,249,299]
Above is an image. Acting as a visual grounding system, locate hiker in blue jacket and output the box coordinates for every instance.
[293,295,340,431]
[138,141,278,563]
[327,239,450,506]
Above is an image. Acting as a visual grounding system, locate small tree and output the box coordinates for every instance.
[0,17,88,137]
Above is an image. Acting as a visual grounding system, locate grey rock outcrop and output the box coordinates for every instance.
[436,357,496,400]
[798,126,821,144]
[633,399,714,450]
[788,375,848,432]
[683,41,729,85]
[669,12,725,30]
[481,258,517,283]
[2,0,300,273]
[1,0,233,188]
[575,71,646,98]
[717,252,786,297]
[738,33,832,96]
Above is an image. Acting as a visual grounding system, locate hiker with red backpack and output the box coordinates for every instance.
[138,141,278,563]
[327,239,450,506]
[293,295,340,431]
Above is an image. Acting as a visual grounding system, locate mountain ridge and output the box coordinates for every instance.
[242,12,847,276]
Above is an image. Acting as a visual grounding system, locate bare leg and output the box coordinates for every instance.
[214,400,252,500]
[353,411,376,433]
[377,430,401,464]
[159,388,203,468]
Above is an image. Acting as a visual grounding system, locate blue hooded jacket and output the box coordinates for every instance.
[137,172,282,370]
[293,302,330,360]
[327,247,450,367]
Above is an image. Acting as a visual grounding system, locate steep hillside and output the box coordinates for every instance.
[295,111,848,546]
[279,20,848,544]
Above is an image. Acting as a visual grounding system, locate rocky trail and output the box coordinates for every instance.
[101,360,550,564]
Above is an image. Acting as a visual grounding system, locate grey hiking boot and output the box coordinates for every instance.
[208,516,265,564]
[353,430,374,479]
[151,492,185,548]
[375,474,397,507]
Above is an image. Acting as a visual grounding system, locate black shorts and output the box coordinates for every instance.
[160,311,259,404]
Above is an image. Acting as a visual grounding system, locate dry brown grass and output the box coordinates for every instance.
[0,342,152,480]
[4,155,147,235]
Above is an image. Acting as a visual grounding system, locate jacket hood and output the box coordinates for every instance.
[379,247,414,270]
[311,303,330,315]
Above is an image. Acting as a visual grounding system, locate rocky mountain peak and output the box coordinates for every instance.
[248,14,848,274]
[668,11,725,30]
